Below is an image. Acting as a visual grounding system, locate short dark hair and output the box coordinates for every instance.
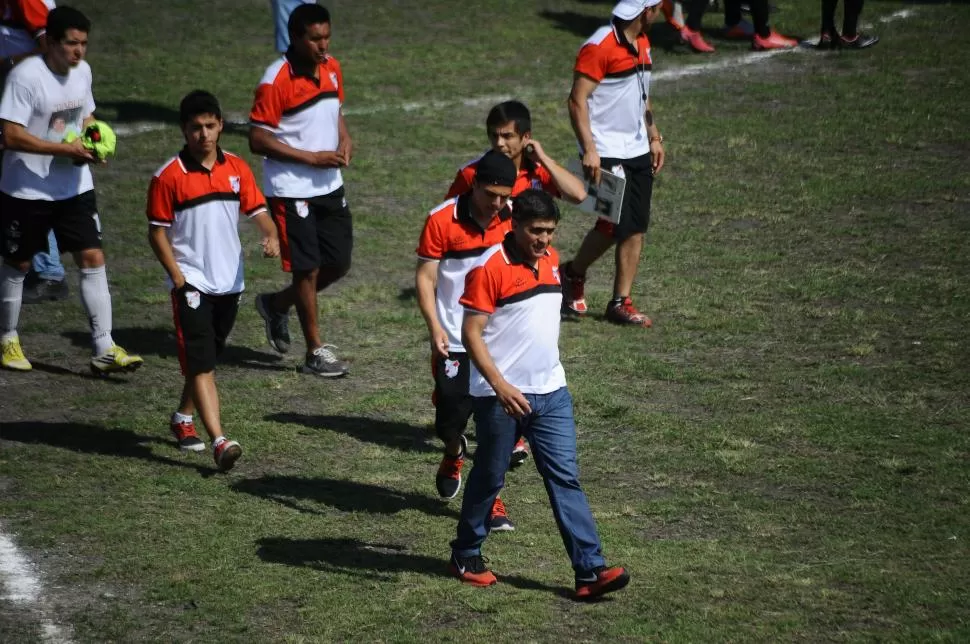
[511,189,560,224]
[47,6,91,43]
[179,90,222,125]
[288,3,331,42]
[486,101,532,137]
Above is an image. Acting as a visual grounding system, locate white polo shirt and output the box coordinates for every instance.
[460,236,567,397]
[575,24,652,160]
[0,55,95,200]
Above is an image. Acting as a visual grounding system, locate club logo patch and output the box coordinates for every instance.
[444,359,460,379]
[185,290,201,309]
[552,266,561,284]
[229,176,240,193]
[295,200,309,218]
[329,72,338,89]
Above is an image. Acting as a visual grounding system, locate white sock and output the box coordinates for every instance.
[172,412,193,424]
[0,264,26,341]
[212,436,226,449]
[79,266,114,355]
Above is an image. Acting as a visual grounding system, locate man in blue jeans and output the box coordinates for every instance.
[449,188,629,600]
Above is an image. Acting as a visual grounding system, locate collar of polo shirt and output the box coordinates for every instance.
[178,146,226,173]
[284,46,322,82]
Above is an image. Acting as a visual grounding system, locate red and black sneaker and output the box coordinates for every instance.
[449,553,498,587]
[574,565,630,600]
[213,438,242,472]
[488,496,515,532]
[560,262,588,319]
[605,297,652,328]
[435,435,467,499]
[510,436,529,467]
[170,416,205,452]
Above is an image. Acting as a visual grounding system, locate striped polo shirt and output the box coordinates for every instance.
[0,0,52,58]
[445,152,561,200]
[250,50,345,198]
[416,194,512,352]
[460,234,566,397]
[147,147,267,295]
[574,23,652,160]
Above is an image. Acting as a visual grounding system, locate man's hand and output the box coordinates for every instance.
[581,148,601,185]
[65,138,97,164]
[650,139,665,175]
[525,138,545,161]
[429,327,449,359]
[309,151,345,168]
[494,381,532,419]
[337,137,353,167]
[261,236,280,258]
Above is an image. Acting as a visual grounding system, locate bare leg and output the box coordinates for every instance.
[190,370,223,441]
[177,380,195,416]
[613,233,644,298]
[570,229,615,276]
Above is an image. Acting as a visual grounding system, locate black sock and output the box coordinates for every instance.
[843,0,864,37]
[821,0,838,33]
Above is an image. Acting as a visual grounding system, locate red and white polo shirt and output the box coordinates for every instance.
[445,152,560,200]
[574,23,652,160]
[147,148,267,295]
[460,235,566,397]
[416,194,512,352]
[250,52,344,198]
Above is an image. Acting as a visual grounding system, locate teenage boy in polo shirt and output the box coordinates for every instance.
[0,6,142,374]
[561,0,666,328]
[417,150,517,531]
[147,90,279,471]
[449,189,629,600]
[250,3,352,377]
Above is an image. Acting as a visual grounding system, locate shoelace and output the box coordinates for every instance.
[312,344,340,364]
[438,453,463,478]
[491,497,507,517]
[460,555,490,573]
[172,421,195,440]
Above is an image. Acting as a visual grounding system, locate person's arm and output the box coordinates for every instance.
[250,211,280,258]
[526,139,587,204]
[248,125,343,168]
[415,259,448,358]
[462,311,532,418]
[147,224,186,289]
[646,97,664,175]
[336,111,352,166]
[567,72,601,185]
[1,120,95,163]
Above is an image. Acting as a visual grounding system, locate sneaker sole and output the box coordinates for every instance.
[2,361,32,371]
[299,365,349,377]
[489,522,516,532]
[217,444,243,471]
[89,361,143,376]
[575,572,631,600]
[178,442,206,453]
[448,564,497,587]
[255,296,289,354]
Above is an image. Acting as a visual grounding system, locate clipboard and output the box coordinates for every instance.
[567,158,626,225]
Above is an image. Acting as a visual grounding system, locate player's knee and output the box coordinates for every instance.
[75,248,105,269]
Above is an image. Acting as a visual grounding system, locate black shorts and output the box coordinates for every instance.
[431,351,473,443]
[0,190,102,261]
[594,153,653,241]
[270,187,353,273]
[171,283,240,376]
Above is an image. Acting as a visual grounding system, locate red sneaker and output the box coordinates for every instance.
[605,297,652,328]
[213,438,242,471]
[753,30,798,50]
[488,496,515,532]
[435,435,467,499]
[574,565,630,600]
[170,417,204,452]
[680,26,715,53]
[560,262,588,318]
[450,553,497,587]
[510,436,529,467]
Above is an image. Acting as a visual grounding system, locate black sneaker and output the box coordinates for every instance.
[301,344,349,377]
[435,434,467,499]
[840,32,879,49]
[449,553,497,586]
[22,277,69,304]
[255,293,290,353]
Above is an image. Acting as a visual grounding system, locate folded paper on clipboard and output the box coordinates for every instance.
[568,158,626,225]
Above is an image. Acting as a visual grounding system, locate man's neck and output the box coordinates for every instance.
[192,149,219,170]
[622,23,642,49]
[43,54,69,76]
[470,203,495,229]
[510,153,522,173]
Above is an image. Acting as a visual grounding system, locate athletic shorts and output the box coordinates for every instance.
[0,190,102,261]
[171,283,240,376]
[431,351,473,443]
[270,187,353,273]
[593,153,653,241]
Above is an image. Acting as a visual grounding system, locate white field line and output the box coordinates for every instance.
[0,532,73,643]
[112,8,915,137]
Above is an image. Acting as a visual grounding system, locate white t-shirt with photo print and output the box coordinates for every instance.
[0,55,96,201]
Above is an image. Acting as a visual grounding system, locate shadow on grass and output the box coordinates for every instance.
[255,536,563,593]
[95,100,247,134]
[0,421,215,475]
[233,475,457,518]
[266,413,436,453]
[61,327,287,371]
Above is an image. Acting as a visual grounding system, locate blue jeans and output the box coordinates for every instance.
[32,230,65,281]
[451,386,606,573]
[270,0,314,53]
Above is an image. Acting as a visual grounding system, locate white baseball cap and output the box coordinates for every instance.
[612,0,662,20]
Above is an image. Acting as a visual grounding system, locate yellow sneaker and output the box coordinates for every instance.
[1,336,32,371]
[90,344,143,375]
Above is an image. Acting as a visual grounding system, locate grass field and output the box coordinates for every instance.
[1,0,969,641]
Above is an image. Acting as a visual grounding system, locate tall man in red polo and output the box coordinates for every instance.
[561,0,666,328]
[250,3,352,377]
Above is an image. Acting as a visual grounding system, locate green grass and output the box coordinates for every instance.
[2,0,969,641]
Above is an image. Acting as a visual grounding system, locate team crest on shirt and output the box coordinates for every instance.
[229,176,240,194]
[185,290,201,310]
[329,72,339,89]
[295,200,309,218]
[552,266,561,284]
[444,359,460,379]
